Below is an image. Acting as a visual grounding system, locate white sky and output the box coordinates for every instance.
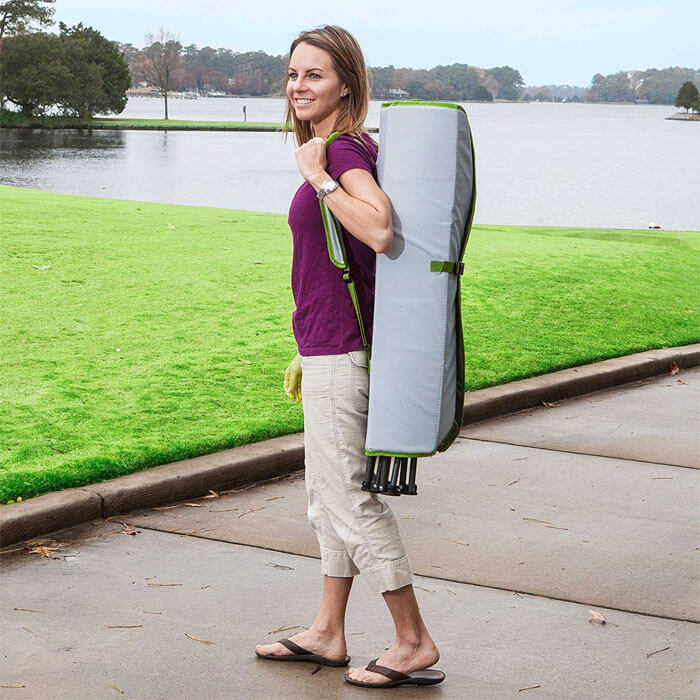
[52,0,699,86]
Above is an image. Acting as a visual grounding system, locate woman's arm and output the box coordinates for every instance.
[295,137,393,254]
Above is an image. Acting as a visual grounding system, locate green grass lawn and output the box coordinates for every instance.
[1,185,698,503]
[0,110,285,130]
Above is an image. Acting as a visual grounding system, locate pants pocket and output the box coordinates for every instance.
[348,351,369,413]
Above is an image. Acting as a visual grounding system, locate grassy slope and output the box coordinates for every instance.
[1,185,698,502]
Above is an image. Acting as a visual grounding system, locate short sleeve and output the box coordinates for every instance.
[327,135,377,181]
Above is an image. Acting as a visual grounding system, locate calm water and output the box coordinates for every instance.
[1,96,698,230]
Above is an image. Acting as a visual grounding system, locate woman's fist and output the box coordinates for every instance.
[295,137,327,183]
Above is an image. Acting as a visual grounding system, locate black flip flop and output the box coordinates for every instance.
[255,638,350,667]
[344,658,445,688]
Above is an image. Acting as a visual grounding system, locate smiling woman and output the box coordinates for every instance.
[253,25,445,689]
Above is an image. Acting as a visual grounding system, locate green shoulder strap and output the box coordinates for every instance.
[318,131,374,371]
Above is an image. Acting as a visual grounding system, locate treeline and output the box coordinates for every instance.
[123,43,698,105]
[120,43,524,102]
[587,67,700,104]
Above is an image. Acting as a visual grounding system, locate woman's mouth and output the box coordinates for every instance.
[295,98,314,105]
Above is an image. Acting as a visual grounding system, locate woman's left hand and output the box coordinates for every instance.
[295,137,327,183]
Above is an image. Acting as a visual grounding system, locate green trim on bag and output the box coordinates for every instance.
[364,450,437,458]
[381,100,466,114]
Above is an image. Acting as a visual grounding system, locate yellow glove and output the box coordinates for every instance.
[284,353,302,403]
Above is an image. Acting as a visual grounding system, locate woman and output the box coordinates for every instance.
[254,25,444,689]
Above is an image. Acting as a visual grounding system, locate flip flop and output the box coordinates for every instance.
[255,638,350,667]
[344,658,445,688]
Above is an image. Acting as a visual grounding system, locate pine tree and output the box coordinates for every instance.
[675,81,699,112]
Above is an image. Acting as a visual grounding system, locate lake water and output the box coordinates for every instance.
[1,96,698,230]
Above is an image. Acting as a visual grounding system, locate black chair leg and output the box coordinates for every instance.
[362,456,377,492]
[403,457,418,495]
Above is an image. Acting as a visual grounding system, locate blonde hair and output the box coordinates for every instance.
[284,25,373,145]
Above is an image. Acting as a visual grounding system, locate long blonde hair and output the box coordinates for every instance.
[284,25,373,145]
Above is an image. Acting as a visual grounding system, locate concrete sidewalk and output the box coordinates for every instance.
[1,367,698,698]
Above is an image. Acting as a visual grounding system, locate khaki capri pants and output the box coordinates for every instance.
[301,351,413,593]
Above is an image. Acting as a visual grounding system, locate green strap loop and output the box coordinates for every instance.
[430,260,465,275]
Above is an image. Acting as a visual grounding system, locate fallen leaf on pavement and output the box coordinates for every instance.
[518,685,541,692]
[441,537,468,546]
[265,496,284,502]
[106,682,124,694]
[142,611,162,615]
[523,518,551,524]
[414,585,434,593]
[148,583,182,587]
[14,608,45,613]
[646,646,670,657]
[508,479,520,486]
[588,610,606,624]
[0,685,27,689]
[238,507,265,518]
[27,545,65,559]
[269,625,300,634]
[121,524,141,536]
[445,589,457,596]
[182,528,215,536]
[108,625,143,629]
[267,562,294,571]
[676,379,687,384]
[541,401,558,407]
[208,507,240,512]
[546,525,569,531]
[202,490,220,499]
[186,633,215,645]
[311,664,322,675]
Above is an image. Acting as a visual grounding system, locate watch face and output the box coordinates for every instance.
[322,179,337,192]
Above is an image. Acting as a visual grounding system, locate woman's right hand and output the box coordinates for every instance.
[284,354,303,403]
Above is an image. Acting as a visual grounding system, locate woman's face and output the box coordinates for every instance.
[286,41,347,132]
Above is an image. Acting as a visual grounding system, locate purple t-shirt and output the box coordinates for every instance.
[288,133,378,356]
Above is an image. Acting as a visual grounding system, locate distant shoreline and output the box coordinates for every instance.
[665,113,700,121]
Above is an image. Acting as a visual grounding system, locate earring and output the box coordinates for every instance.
[342,92,349,97]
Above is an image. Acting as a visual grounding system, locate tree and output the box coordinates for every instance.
[675,81,699,112]
[0,24,130,117]
[471,84,493,101]
[486,66,524,100]
[58,22,130,118]
[0,0,54,43]
[137,28,183,119]
[0,31,68,113]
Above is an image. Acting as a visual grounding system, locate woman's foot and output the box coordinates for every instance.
[345,637,439,685]
[255,626,348,662]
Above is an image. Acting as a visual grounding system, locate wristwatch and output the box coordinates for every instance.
[317,178,339,201]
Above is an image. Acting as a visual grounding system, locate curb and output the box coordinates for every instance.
[2,344,698,548]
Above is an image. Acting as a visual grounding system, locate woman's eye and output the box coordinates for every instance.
[310,73,321,79]
[288,73,297,80]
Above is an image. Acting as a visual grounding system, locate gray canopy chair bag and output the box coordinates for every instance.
[319,101,476,495]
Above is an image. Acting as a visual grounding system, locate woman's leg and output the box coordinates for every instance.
[345,583,440,683]
[255,575,353,660]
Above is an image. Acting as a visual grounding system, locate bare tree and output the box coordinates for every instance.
[137,28,183,119]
